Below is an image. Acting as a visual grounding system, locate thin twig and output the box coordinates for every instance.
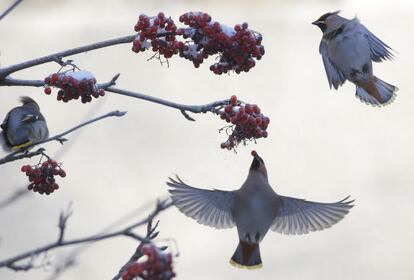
[0,0,23,21]
[0,111,127,165]
[0,199,172,272]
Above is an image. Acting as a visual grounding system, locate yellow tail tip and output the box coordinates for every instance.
[229,259,263,270]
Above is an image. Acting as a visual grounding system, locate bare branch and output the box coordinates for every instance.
[47,197,169,280]
[0,77,44,87]
[0,189,28,210]
[0,148,45,165]
[0,0,23,21]
[112,200,173,280]
[0,77,230,121]
[0,199,173,272]
[0,35,135,79]
[106,86,230,120]
[0,111,127,165]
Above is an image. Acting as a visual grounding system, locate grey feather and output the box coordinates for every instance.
[319,41,347,89]
[271,195,354,235]
[360,25,394,62]
[167,176,235,229]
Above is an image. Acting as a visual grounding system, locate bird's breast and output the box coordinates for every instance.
[233,188,278,243]
[327,31,371,76]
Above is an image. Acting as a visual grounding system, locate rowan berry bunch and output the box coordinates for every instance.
[44,70,105,103]
[21,159,66,195]
[132,11,265,74]
[122,244,175,280]
[133,13,183,59]
[218,95,269,150]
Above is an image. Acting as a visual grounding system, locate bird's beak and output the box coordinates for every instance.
[312,20,324,27]
[250,150,264,170]
[312,20,326,32]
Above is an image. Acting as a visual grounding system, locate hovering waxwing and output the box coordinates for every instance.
[0,97,49,152]
[167,151,354,269]
[313,11,397,106]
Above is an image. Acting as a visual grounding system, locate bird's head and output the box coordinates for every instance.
[312,10,341,32]
[249,150,268,179]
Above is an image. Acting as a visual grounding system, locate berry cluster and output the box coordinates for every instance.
[219,95,269,150]
[44,71,105,103]
[21,159,66,195]
[133,13,183,59]
[132,12,264,74]
[122,244,175,280]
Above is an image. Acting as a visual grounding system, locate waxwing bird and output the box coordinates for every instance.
[167,151,354,269]
[0,97,49,152]
[312,11,397,106]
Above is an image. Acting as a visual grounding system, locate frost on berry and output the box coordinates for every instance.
[132,12,265,74]
[44,70,105,103]
[121,244,176,280]
[218,95,269,150]
[21,159,66,195]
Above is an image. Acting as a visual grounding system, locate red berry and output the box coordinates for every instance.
[224,105,233,113]
[230,95,237,106]
[44,87,52,95]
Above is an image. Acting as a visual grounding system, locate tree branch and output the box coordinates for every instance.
[0,35,135,80]
[0,76,230,121]
[0,0,23,21]
[0,73,120,88]
[0,110,127,165]
[106,86,230,121]
[0,199,172,272]
[112,201,172,280]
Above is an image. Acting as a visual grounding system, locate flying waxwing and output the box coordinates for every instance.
[313,11,397,106]
[167,151,354,269]
[0,97,49,152]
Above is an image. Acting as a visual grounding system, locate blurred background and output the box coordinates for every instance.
[0,0,413,279]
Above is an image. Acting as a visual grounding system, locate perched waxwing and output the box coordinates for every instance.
[0,97,49,152]
[313,11,397,106]
[167,151,354,269]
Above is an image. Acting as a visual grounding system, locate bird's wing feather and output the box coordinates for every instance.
[270,195,354,235]
[167,176,235,229]
[360,25,394,62]
[319,41,347,89]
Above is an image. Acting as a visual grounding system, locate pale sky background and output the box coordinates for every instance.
[0,0,413,279]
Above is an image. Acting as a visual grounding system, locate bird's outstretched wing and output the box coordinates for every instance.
[270,195,354,235]
[360,25,394,62]
[319,41,347,89]
[167,176,235,229]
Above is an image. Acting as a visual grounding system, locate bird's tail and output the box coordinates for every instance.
[355,76,398,106]
[229,240,262,269]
